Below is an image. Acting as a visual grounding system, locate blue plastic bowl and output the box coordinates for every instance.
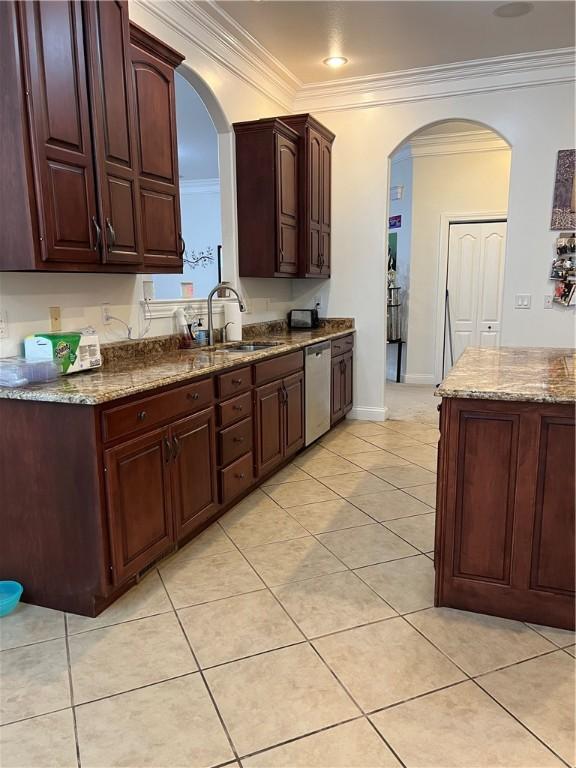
[0,581,23,617]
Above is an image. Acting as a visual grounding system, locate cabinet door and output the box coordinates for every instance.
[130,42,182,269]
[22,1,100,265]
[255,380,284,476]
[284,371,304,457]
[307,129,323,275]
[319,137,332,275]
[171,408,218,540]
[331,356,344,425]
[105,427,173,584]
[87,1,141,265]
[342,352,353,416]
[276,134,298,275]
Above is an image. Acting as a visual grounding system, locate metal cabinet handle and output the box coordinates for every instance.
[172,435,181,459]
[178,232,185,257]
[92,217,102,250]
[187,392,199,401]
[137,410,147,421]
[163,436,172,463]
[235,472,246,479]
[231,378,242,385]
[105,218,116,248]
[233,436,245,443]
[232,405,243,411]
[279,248,285,263]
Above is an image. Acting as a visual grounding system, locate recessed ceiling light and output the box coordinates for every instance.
[323,56,348,69]
[493,2,534,18]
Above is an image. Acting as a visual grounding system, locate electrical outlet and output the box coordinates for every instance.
[514,294,531,309]
[49,306,61,332]
[544,295,553,309]
[313,294,322,311]
[0,310,8,339]
[101,302,111,325]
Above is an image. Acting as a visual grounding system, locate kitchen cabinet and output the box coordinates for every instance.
[436,397,575,629]
[0,1,184,273]
[331,335,354,425]
[234,118,299,278]
[280,114,335,278]
[105,427,174,584]
[255,370,305,476]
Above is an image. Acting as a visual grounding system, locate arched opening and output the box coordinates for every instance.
[385,119,512,421]
[150,65,235,301]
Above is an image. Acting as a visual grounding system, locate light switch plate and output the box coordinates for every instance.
[514,294,531,309]
[49,306,61,331]
[544,295,553,309]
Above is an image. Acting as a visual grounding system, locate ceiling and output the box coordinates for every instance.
[215,1,575,83]
[175,73,219,180]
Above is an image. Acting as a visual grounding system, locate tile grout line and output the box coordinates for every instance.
[63,615,82,768]
[155,567,242,765]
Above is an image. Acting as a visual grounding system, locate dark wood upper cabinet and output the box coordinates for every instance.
[235,118,300,278]
[130,24,184,270]
[0,2,184,273]
[21,0,101,266]
[86,1,142,265]
[280,114,335,278]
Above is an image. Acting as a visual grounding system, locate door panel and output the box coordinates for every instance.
[87,0,141,264]
[23,1,100,264]
[320,137,332,273]
[445,221,507,373]
[276,135,298,275]
[105,428,173,584]
[331,357,343,424]
[131,42,182,268]
[284,372,304,457]
[342,352,353,415]
[171,408,218,540]
[308,131,322,273]
[530,418,575,594]
[255,381,284,476]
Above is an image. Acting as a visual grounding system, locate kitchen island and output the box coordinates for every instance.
[434,347,575,630]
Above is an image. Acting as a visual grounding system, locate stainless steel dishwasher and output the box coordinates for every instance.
[305,341,332,445]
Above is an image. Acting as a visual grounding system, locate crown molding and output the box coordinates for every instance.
[293,47,576,113]
[179,178,220,194]
[131,0,298,112]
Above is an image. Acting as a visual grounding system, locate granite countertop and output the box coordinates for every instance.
[436,346,576,403]
[0,321,354,405]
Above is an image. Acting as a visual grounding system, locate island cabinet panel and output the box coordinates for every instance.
[436,398,575,630]
[105,427,174,584]
[171,409,218,540]
[86,0,142,265]
[21,0,100,265]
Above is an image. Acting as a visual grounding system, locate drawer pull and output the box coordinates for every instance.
[235,472,246,479]
[231,378,243,385]
[137,410,147,421]
[187,392,200,401]
[232,405,243,411]
[233,436,245,443]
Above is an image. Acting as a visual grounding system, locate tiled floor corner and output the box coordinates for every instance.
[2,412,573,768]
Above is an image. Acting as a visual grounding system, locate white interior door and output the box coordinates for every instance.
[444,221,507,374]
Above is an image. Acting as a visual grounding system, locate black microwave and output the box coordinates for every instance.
[288,309,320,329]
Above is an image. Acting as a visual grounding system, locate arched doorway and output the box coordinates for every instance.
[385,119,511,419]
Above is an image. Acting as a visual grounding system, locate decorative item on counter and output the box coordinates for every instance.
[181,282,194,298]
[24,332,101,374]
[550,149,576,230]
[173,308,194,348]
[550,232,576,306]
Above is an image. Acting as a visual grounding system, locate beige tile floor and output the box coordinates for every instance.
[1,412,574,768]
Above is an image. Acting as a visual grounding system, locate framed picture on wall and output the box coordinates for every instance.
[551,149,576,230]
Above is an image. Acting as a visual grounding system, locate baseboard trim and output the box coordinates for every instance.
[403,374,438,386]
[348,406,389,422]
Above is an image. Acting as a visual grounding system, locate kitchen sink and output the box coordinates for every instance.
[224,342,283,353]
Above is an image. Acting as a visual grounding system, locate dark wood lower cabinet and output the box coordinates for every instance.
[331,350,353,425]
[171,408,218,539]
[435,397,575,630]
[105,427,173,585]
[284,371,305,457]
[254,371,305,476]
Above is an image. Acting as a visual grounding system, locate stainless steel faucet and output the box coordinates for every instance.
[207,281,246,346]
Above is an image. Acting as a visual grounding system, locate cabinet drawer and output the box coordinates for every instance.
[220,452,254,505]
[219,417,253,467]
[217,366,252,398]
[218,391,252,428]
[331,334,354,357]
[102,378,214,442]
[253,351,303,385]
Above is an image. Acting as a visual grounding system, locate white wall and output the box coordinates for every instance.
[405,146,511,384]
[303,82,575,418]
